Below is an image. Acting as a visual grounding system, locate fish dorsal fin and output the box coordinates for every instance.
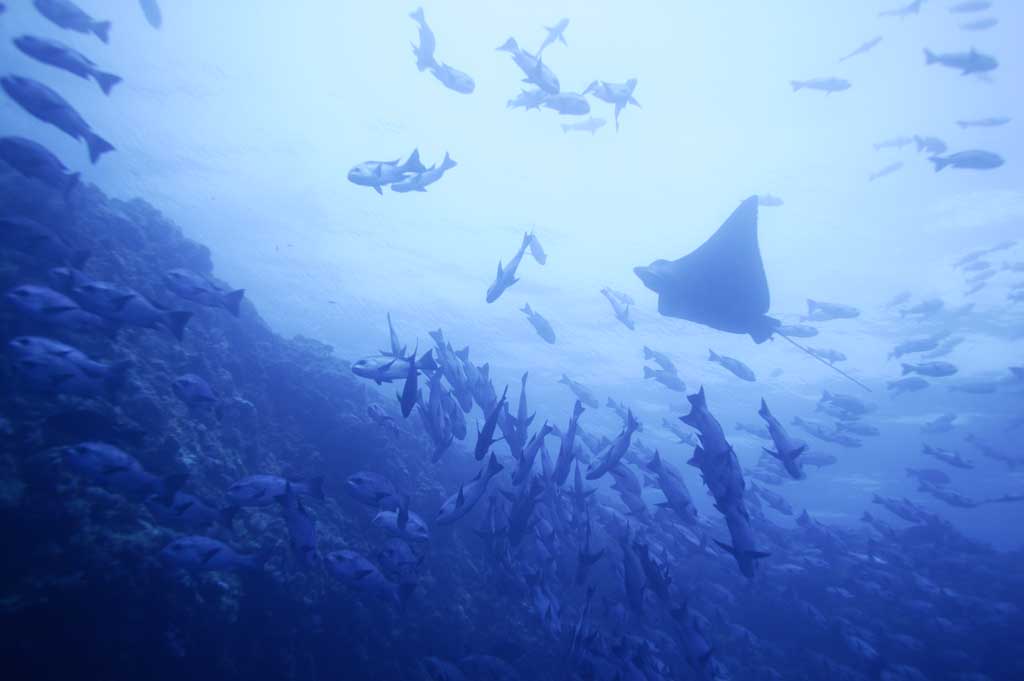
[456,485,465,507]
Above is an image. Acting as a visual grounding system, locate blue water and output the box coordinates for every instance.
[1,2,1022,680]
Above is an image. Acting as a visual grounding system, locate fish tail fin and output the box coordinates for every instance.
[105,360,132,398]
[417,349,438,373]
[558,374,569,385]
[561,123,570,133]
[758,398,770,419]
[440,152,456,171]
[643,366,656,379]
[643,346,653,360]
[409,7,425,22]
[496,37,518,53]
[708,349,719,362]
[521,303,532,315]
[645,450,662,472]
[94,71,123,96]
[84,131,115,164]
[222,289,245,316]
[165,310,192,341]
[93,21,112,44]
[901,364,913,376]
[684,386,707,416]
[486,451,504,477]
[789,81,803,91]
[924,49,937,65]
[64,172,81,203]
[403,148,426,174]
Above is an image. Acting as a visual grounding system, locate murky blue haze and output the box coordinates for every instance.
[0,1,1022,680]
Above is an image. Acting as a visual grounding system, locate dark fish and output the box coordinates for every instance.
[708,349,756,382]
[583,79,639,131]
[558,374,599,409]
[924,48,998,75]
[8,335,130,398]
[345,471,399,509]
[34,0,111,43]
[172,374,220,415]
[139,0,162,29]
[436,452,503,525]
[1,76,114,163]
[487,233,532,303]
[13,35,122,95]
[396,349,417,418]
[538,18,569,54]
[277,482,319,569]
[0,137,80,200]
[6,284,114,336]
[409,7,436,72]
[160,536,268,573]
[839,36,882,63]
[70,278,192,340]
[887,376,929,394]
[758,399,806,479]
[878,0,926,18]
[552,399,584,485]
[61,441,185,499]
[790,77,850,93]
[3,219,88,271]
[429,63,475,94]
[929,150,1004,172]
[226,474,324,508]
[164,268,245,316]
[474,385,507,461]
[520,303,556,343]
[643,366,686,392]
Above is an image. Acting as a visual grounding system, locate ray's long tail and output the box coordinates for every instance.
[776,332,872,392]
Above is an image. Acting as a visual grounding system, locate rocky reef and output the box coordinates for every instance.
[2,168,1024,681]
[0,169,539,680]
